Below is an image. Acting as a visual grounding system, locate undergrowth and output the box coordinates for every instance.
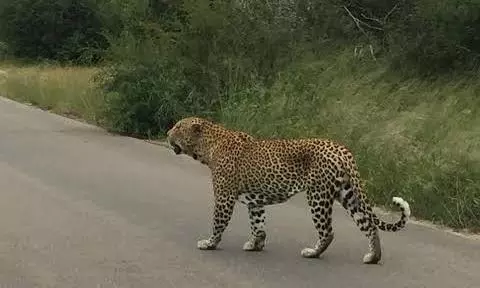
[220,50,480,231]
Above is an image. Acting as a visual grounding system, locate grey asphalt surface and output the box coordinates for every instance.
[0,96,479,288]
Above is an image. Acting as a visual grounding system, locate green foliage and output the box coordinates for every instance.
[385,0,480,74]
[97,0,480,136]
[1,0,479,72]
[100,62,184,138]
[99,54,221,138]
[99,0,310,136]
[219,51,480,230]
[0,0,108,64]
[334,0,480,74]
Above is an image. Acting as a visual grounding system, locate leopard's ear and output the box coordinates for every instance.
[191,122,202,136]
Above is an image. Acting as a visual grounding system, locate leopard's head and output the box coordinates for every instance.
[166,117,208,161]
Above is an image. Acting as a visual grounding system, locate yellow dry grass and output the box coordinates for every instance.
[0,64,103,123]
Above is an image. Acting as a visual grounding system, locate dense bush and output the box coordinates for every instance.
[1,0,478,71]
[95,0,480,136]
[100,60,187,138]
[0,0,109,64]
[99,0,311,135]
[1,0,478,131]
[364,0,480,74]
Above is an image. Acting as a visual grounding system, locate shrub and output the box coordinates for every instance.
[98,39,220,137]
[333,0,480,74]
[98,0,480,138]
[100,60,186,138]
[100,0,310,137]
[0,0,108,64]
[385,0,480,74]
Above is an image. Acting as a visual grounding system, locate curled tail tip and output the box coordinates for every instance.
[392,197,411,218]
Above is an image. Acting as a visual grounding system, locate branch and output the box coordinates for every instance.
[343,6,383,34]
[360,13,383,25]
[344,6,385,61]
[384,3,400,23]
[369,44,376,61]
[356,2,402,26]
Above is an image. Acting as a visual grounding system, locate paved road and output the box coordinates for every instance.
[0,97,479,288]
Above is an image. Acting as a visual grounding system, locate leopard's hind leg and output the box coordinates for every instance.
[338,177,382,264]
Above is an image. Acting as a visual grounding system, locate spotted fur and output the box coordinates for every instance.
[166,116,411,264]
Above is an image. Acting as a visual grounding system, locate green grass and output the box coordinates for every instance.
[0,63,104,124]
[220,51,480,231]
[1,51,479,232]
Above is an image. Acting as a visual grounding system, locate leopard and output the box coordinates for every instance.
[166,116,411,264]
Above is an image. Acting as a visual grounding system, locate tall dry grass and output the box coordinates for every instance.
[0,63,103,124]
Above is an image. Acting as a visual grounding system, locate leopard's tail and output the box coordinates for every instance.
[371,197,411,232]
[339,175,411,232]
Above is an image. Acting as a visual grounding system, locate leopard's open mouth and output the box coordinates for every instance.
[168,139,182,155]
[172,143,182,155]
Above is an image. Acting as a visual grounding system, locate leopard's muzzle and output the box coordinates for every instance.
[168,138,182,155]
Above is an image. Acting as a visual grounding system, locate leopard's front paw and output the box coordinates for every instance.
[242,234,266,251]
[242,239,265,251]
[197,239,217,250]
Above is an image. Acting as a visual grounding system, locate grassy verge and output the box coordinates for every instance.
[1,54,479,232]
[220,51,480,231]
[0,63,104,124]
